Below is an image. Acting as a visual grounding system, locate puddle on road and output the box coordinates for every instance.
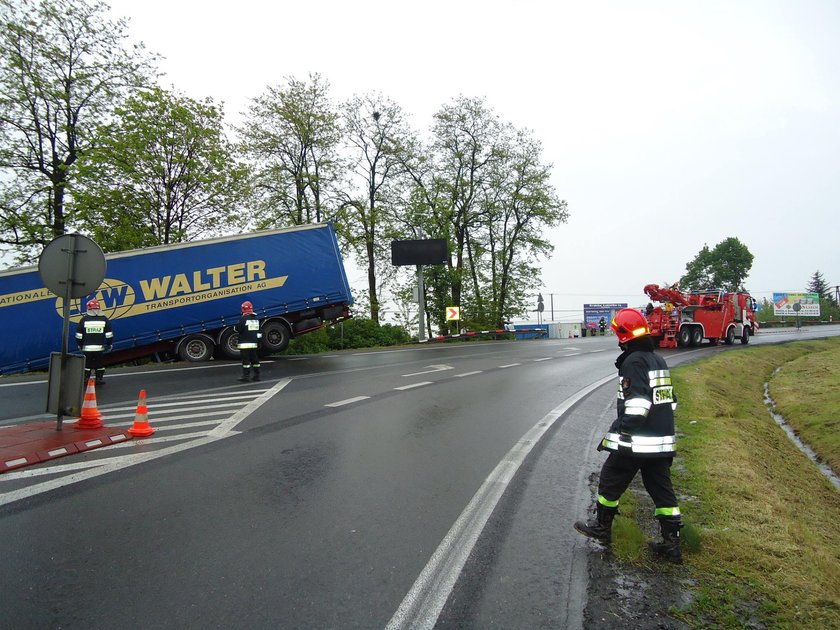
[764,373,840,491]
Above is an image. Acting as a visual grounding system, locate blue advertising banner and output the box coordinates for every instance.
[583,303,628,329]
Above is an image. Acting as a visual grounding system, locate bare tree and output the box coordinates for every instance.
[338,93,412,322]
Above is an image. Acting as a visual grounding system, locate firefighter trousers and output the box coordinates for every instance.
[597,453,678,509]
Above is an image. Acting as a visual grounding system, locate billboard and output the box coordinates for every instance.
[583,303,628,329]
[390,239,448,266]
[772,292,821,317]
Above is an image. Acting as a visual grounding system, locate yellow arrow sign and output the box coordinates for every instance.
[446,306,460,321]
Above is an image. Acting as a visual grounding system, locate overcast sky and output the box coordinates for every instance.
[106,0,840,322]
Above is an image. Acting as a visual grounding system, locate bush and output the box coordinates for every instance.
[283,319,411,355]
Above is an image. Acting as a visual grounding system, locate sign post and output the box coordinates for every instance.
[391,239,448,341]
[38,234,106,430]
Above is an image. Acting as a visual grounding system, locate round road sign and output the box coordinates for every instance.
[38,234,106,299]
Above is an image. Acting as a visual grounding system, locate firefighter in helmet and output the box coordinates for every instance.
[75,298,114,385]
[574,308,684,563]
[235,300,262,382]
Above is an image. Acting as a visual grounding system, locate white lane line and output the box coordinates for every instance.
[106,409,234,426]
[0,380,290,508]
[107,429,227,448]
[208,379,291,438]
[533,357,552,362]
[325,396,371,407]
[454,371,482,378]
[403,365,453,377]
[0,363,277,387]
[112,392,271,410]
[498,363,520,368]
[561,352,581,357]
[394,382,432,391]
[385,372,616,630]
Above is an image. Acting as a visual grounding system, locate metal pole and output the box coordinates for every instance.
[56,235,78,431]
[417,265,426,341]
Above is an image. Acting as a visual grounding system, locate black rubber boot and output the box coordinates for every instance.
[252,367,260,382]
[238,368,250,382]
[574,503,618,543]
[649,517,683,564]
[95,369,105,385]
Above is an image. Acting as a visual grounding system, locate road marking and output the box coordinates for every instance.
[385,372,615,630]
[454,371,482,378]
[0,379,290,508]
[0,362,278,387]
[533,357,552,362]
[394,382,432,391]
[325,396,370,407]
[498,363,520,368]
[402,365,453,377]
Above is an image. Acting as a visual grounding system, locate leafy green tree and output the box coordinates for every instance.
[680,237,754,292]
[401,96,568,332]
[72,87,249,251]
[474,127,568,327]
[0,0,157,262]
[239,73,343,227]
[400,96,503,333]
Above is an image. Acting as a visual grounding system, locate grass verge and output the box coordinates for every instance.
[613,337,840,628]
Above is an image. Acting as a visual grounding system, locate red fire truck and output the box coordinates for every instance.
[643,284,759,348]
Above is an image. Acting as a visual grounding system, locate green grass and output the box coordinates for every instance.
[610,337,840,629]
[768,346,840,473]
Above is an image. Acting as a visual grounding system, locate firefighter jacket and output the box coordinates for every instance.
[235,314,262,349]
[598,347,677,458]
[75,312,113,352]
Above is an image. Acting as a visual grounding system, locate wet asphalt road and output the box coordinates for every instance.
[1,326,837,628]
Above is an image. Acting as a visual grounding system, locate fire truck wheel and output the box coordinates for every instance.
[725,326,736,345]
[741,327,751,344]
[677,328,691,347]
[690,327,704,346]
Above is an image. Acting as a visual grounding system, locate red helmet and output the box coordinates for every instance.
[241,301,254,314]
[611,308,650,344]
[86,298,100,311]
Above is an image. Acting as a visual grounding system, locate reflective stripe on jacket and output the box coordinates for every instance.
[76,313,113,353]
[599,349,677,458]
[236,314,262,349]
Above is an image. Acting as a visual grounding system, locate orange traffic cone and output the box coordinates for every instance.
[76,378,104,429]
[128,390,155,437]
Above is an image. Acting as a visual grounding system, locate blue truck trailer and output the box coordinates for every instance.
[0,223,354,375]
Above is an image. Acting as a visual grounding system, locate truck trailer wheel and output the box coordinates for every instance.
[178,334,215,362]
[725,326,736,345]
[218,328,241,360]
[261,320,291,353]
